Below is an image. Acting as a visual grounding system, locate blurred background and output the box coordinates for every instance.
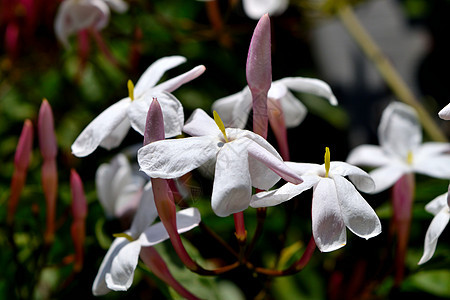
[0,0,449,299]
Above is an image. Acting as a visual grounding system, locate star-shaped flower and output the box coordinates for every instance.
[347,102,450,193]
[54,0,128,48]
[92,182,201,295]
[418,187,450,264]
[137,108,303,217]
[212,77,337,130]
[72,56,205,157]
[251,147,381,252]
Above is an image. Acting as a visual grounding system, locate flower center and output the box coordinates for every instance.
[407,150,413,165]
[128,79,135,101]
[324,147,330,177]
[213,110,229,142]
[113,232,134,242]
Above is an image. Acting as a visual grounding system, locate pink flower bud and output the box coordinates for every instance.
[70,169,87,272]
[144,98,165,145]
[38,99,57,160]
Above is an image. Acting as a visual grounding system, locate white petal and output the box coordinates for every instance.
[105,240,141,291]
[330,161,375,193]
[415,142,450,157]
[414,154,450,179]
[418,207,450,264]
[333,175,381,239]
[71,98,131,157]
[425,193,448,215]
[134,56,186,97]
[128,91,184,137]
[99,116,131,150]
[278,77,338,105]
[92,238,129,296]
[369,165,408,193]
[438,103,450,120]
[312,178,346,252]
[212,142,252,217]
[284,162,323,175]
[139,207,201,246]
[277,91,307,128]
[242,0,289,19]
[183,108,221,137]
[212,87,252,129]
[153,65,206,93]
[103,0,128,12]
[346,145,392,167]
[250,175,319,208]
[378,102,421,159]
[129,182,158,237]
[138,136,218,178]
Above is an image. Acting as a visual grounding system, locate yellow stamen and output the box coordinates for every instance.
[113,232,134,242]
[324,147,330,177]
[213,110,229,142]
[127,80,134,101]
[407,151,413,165]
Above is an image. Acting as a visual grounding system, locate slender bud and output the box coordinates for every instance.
[267,98,289,160]
[70,169,87,272]
[246,13,272,139]
[7,119,33,225]
[143,98,165,145]
[38,99,57,160]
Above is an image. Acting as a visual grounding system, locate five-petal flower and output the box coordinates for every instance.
[72,56,205,157]
[212,77,337,130]
[92,182,201,295]
[251,148,381,252]
[418,187,450,264]
[138,108,302,217]
[347,102,450,193]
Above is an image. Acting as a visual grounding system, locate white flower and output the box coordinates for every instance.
[54,0,128,48]
[347,102,450,193]
[242,0,289,20]
[92,182,201,295]
[137,108,302,217]
[96,153,144,219]
[418,187,450,264]
[72,56,205,157]
[212,77,337,129]
[438,102,450,120]
[251,147,381,252]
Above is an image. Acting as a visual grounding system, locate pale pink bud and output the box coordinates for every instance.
[70,169,87,272]
[246,13,272,139]
[38,99,57,160]
[144,98,165,145]
[267,98,289,160]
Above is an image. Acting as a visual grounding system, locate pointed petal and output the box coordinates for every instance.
[438,103,450,120]
[284,161,323,175]
[72,98,130,157]
[138,136,218,178]
[139,207,201,246]
[103,0,128,12]
[333,175,381,239]
[134,56,186,97]
[425,193,448,215]
[129,182,158,237]
[99,117,131,150]
[330,161,375,193]
[92,238,129,296]
[378,102,421,159]
[346,145,392,167]
[312,178,346,252]
[250,175,319,208]
[128,91,184,138]
[414,154,450,179]
[418,208,450,264]
[183,108,221,137]
[369,165,408,193]
[279,77,338,105]
[153,65,206,93]
[212,142,252,217]
[415,142,450,157]
[277,90,307,128]
[212,87,252,129]
[105,240,141,291]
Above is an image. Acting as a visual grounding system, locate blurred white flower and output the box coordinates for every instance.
[242,0,289,20]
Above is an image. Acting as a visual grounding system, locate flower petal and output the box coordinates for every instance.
[138,136,218,178]
[333,175,381,239]
[128,91,184,137]
[129,182,158,237]
[99,116,131,150]
[250,175,319,208]
[183,108,221,137]
[277,91,307,128]
[369,165,407,193]
[134,56,186,97]
[346,145,392,167]
[279,77,338,105]
[418,207,450,264]
[212,87,252,129]
[139,207,201,246]
[92,238,129,296]
[312,178,346,252]
[72,98,131,157]
[438,103,450,120]
[330,161,375,193]
[414,154,450,179]
[153,65,206,93]
[105,240,141,291]
[378,102,422,159]
[103,0,128,12]
[212,142,252,217]
[242,0,288,19]
[425,193,448,215]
